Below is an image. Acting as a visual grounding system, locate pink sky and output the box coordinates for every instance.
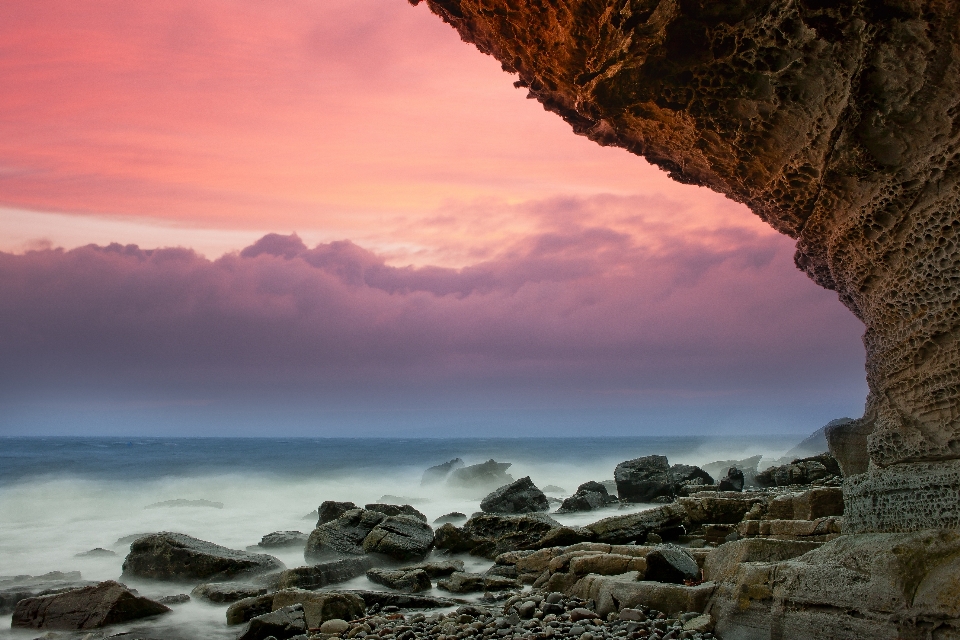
[0,0,868,435]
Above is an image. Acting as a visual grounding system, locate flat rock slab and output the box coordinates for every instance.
[362,514,435,561]
[398,559,464,577]
[122,532,284,581]
[276,556,374,590]
[345,590,464,609]
[0,572,98,615]
[366,568,431,593]
[12,580,170,630]
[191,582,268,603]
[258,531,308,548]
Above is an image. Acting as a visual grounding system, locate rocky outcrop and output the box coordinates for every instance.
[480,476,550,513]
[275,556,375,590]
[364,503,428,522]
[421,458,464,485]
[447,459,514,492]
[0,572,97,615]
[122,532,284,581]
[362,514,435,561]
[305,508,386,561]
[615,456,714,502]
[414,0,960,535]
[11,581,170,630]
[318,501,358,526]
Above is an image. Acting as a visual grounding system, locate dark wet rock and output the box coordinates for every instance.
[272,590,366,628]
[756,454,841,487]
[276,556,374,590]
[156,594,190,605]
[702,456,763,488]
[317,501,358,526]
[75,548,117,558]
[433,511,467,525]
[364,503,428,522]
[397,559,464,577]
[0,572,98,615]
[542,485,566,493]
[436,572,520,593]
[614,456,674,503]
[421,458,465,485]
[461,513,560,558]
[671,464,715,488]
[304,509,385,561]
[718,468,745,492]
[236,604,306,640]
[533,526,597,548]
[122,532,285,581]
[585,504,687,544]
[433,523,484,553]
[227,594,275,625]
[362,514,435,561]
[447,459,514,491]
[557,485,609,513]
[644,547,701,584]
[480,476,549,514]
[191,582,268,603]
[258,531,308,548]
[11,580,170,630]
[348,590,462,609]
[366,568,432,593]
[144,499,223,509]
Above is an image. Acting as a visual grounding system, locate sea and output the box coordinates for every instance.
[0,435,802,639]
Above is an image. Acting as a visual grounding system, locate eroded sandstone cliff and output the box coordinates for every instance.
[412,0,960,532]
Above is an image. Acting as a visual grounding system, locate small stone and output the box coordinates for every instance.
[322,619,351,634]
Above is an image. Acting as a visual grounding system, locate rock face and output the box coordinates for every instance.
[414,0,960,534]
[122,532,285,581]
[305,509,385,561]
[11,581,170,630]
[480,476,550,513]
[361,514,435,561]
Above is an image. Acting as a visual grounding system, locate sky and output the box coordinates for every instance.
[0,0,868,437]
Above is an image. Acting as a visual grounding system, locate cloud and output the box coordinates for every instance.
[0,202,866,410]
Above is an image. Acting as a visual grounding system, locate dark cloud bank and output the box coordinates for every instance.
[0,220,867,436]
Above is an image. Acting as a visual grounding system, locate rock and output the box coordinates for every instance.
[433,512,467,525]
[75,548,116,557]
[556,482,611,513]
[366,568,432,593]
[568,553,647,576]
[825,417,872,477]
[320,618,350,634]
[421,458,465,485]
[191,582,268,603]
[237,604,307,640]
[702,538,823,583]
[461,512,560,558]
[144,498,223,509]
[0,572,98,614]
[534,526,597,548]
[271,590,365,628]
[670,464,715,488]
[276,556,374,590]
[433,523,484,553]
[318,501,358,526]
[304,509,385,561]
[614,455,674,503]
[396,559,464,577]
[436,572,520,593]
[258,531,308,548]
[362,514,434,561]
[785,422,845,460]
[702,456,763,489]
[542,485,566,493]
[682,614,713,633]
[114,533,152,547]
[756,454,841,487]
[717,468,744,492]
[156,593,189,604]
[122,532,285,581]
[585,503,686,544]
[364,503,427,521]
[447,459,514,491]
[227,594,275,625]
[643,547,700,584]
[346,590,461,610]
[480,476,549,514]
[378,495,428,505]
[569,572,715,617]
[11,580,170,630]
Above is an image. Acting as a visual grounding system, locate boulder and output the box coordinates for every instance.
[237,604,307,640]
[614,455,674,503]
[585,503,687,544]
[276,556,375,590]
[534,526,597,548]
[258,531,308,548]
[670,464,715,488]
[227,594,275,625]
[568,553,647,577]
[191,582,268,603]
[317,500,358,526]
[0,572,97,615]
[304,508,385,561]
[480,476,549,514]
[433,511,467,525]
[718,468,744,492]
[702,456,763,489]
[364,503,427,521]
[433,523,484,553]
[421,458,465,485]
[556,482,611,513]
[447,459,514,491]
[677,494,764,526]
[461,512,560,558]
[366,568,431,593]
[568,572,715,617]
[347,590,461,610]
[396,559,464,577]
[320,618,350,634]
[436,572,520,593]
[271,589,365,628]
[122,532,284,581]
[11,580,170,630]
[362,514,434,561]
[755,454,841,487]
[643,546,700,584]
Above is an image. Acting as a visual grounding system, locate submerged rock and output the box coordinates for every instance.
[480,476,549,514]
[75,548,116,558]
[421,458,465,485]
[122,532,285,581]
[433,511,467,525]
[11,580,170,630]
[257,531,308,548]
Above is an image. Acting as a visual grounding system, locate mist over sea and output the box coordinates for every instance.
[0,436,803,639]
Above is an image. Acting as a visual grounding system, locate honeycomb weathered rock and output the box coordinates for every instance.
[413,0,960,532]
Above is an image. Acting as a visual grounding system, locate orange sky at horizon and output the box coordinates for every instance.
[0,0,778,267]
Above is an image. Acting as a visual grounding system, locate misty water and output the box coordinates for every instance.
[0,436,803,639]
